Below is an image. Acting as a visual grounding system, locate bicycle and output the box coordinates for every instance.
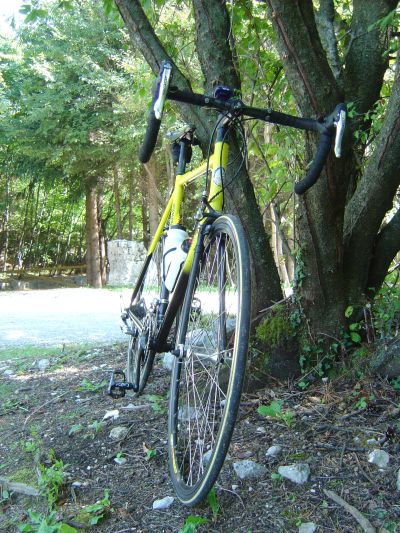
[108,61,346,506]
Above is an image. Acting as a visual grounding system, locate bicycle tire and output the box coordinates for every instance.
[168,214,251,505]
[126,240,163,395]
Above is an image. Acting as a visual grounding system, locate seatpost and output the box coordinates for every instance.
[177,140,190,175]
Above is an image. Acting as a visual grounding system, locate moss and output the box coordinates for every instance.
[256,304,296,348]
[10,467,38,487]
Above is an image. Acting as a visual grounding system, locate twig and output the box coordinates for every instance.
[340,407,367,420]
[216,485,245,509]
[24,390,69,427]
[323,489,376,533]
[353,452,374,484]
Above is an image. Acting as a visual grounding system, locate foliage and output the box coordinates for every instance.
[207,488,219,521]
[257,400,295,428]
[77,378,107,393]
[38,451,68,510]
[178,515,208,533]
[18,510,76,533]
[82,490,111,526]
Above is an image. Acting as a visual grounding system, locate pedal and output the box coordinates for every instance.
[108,369,138,398]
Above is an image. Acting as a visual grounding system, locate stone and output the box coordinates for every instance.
[397,469,400,491]
[162,352,175,371]
[103,409,120,421]
[107,240,146,286]
[370,338,400,378]
[3,369,13,377]
[114,457,127,466]
[299,523,317,533]
[266,445,282,458]
[109,426,129,440]
[368,449,390,469]
[233,460,267,480]
[202,450,213,468]
[278,464,310,484]
[152,496,174,510]
[37,359,50,371]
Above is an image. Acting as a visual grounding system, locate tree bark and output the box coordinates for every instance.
[2,174,10,272]
[85,179,102,288]
[113,165,123,239]
[143,157,160,240]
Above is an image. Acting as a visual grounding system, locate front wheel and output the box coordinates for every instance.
[168,214,251,506]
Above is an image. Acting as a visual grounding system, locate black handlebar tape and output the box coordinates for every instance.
[294,130,333,195]
[138,108,161,164]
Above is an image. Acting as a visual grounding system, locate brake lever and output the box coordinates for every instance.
[154,62,172,120]
[334,107,346,158]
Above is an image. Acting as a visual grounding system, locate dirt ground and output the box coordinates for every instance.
[0,344,399,532]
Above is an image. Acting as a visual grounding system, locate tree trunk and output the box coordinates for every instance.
[143,157,160,240]
[97,183,107,286]
[265,0,400,338]
[3,175,10,272]
[85,179,102,288]
[128,169,135,241]
[113,165,123,239]
[139,167,150,249]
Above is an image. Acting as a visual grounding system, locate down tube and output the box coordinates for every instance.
[154,229,201,351]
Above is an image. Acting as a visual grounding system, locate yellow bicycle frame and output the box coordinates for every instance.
[146,138,229,276]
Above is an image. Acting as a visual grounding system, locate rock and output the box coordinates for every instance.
[397,469,400,491]
[3,369,13,377]
[109,426,129,440]
[103,409,120,421]
[368,449,390,469]
[107,240,146,285]
[71,481,83,489]
[367,438,378,446]
[114,457,127,466]
[37,359,50,371]
[152,496,174,510]
[278,464,310,484]
[162,352,175,371]
[202,450,213,468]
[370,338,400,378]
[266,445,282,458]
[233,460,267,480]
[299,523,317,533]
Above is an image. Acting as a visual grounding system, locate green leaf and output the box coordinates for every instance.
[58,525,77,533]
[350,332,361,343]
[345,306,354,318]
[257,400,282,417]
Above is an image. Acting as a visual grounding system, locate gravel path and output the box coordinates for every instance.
[0,287,133,347]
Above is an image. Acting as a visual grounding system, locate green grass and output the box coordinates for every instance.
[0,342,111,363]
[0,345,59,362]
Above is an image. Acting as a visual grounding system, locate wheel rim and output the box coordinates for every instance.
[172,229,240,489]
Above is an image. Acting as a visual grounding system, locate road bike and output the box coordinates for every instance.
[108,61,346,505]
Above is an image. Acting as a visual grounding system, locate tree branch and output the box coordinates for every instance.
[192,0,240,93]
[315,0,343,83]
[344,0,398,119]
[367,206,400,294]
[344,48,400,293]
[114,0,210,146]
[265,0,342,115]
